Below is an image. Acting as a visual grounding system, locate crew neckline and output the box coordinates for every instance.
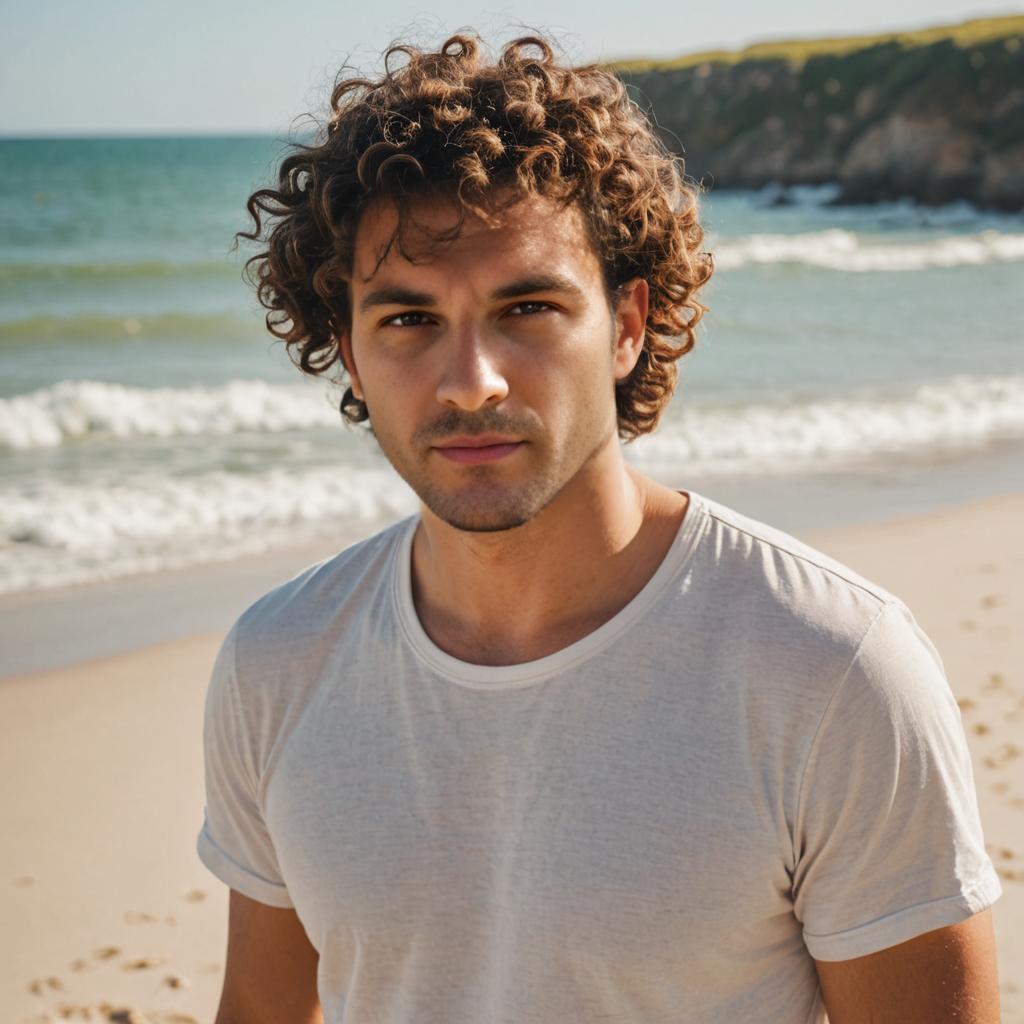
[391,490,709,690]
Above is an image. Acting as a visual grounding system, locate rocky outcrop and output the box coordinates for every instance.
[616,21,1024,209]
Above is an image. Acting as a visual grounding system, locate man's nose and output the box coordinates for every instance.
[434,327,510,411]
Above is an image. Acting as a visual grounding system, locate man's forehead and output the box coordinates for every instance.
[351,191,596,284]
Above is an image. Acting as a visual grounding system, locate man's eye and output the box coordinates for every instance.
[383,312,432,328]
[507,301,551,316]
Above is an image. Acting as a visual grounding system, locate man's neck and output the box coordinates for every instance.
[409,444,689,666]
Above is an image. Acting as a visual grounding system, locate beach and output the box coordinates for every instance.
[2,136,1021,1023]
[2,493,1022,1024]
[3,26,1023,1023]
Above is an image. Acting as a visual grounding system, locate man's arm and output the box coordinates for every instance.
[214,888,324,1024]
[813,909,1000,1023]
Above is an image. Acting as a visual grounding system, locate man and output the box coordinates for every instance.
[198,33,1002,1023]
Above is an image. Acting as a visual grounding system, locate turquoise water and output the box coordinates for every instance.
[2,136,1023,593]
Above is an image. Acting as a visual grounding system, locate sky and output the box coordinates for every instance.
[2,0,1021,136]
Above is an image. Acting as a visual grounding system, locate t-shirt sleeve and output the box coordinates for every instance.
[791,599,1001,961]
[196,623,294,908]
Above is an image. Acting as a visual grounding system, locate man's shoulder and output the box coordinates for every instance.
[232,515,414,662]
[684,495,938,725]
[695,494,902,644]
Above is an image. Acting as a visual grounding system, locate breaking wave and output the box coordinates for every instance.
[3,374,1023,593]
[4,375,1022,461]
[0,466,417,594]
[0,379,342,451]
[632,375,1024,473]
[712,229,1024,272]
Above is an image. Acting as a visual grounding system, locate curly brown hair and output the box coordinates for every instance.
[237,32,713,440]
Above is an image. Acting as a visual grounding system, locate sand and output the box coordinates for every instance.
[2,493,1022,1023]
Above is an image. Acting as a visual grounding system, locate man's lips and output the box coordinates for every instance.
[432,436,525,465]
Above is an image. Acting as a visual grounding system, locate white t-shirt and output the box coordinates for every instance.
[197,490,1000,1024]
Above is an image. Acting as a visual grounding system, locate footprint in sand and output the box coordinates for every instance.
[984,743,1022,770]
[980,594,1004,610]
[163,973,191,990]
[13,875,34,887]
[26,976,63,995]
[983,672,1006,693]
[972,722,991,737]
[124,911,160,925]
[990,782,1010,795]
[958,697,976,713]
[122,955,169,971]
[100,1009,198,1024]
[960,620,977,631]
[103,1007,151,1024]
[47,1003,103,1021]
[94,946,121,960]
[183,889,206,903]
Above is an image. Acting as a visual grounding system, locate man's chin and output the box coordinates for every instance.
[418,491,546,534]
[425,500,536,533]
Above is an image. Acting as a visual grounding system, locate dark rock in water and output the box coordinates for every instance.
[759,182,793,206]
[616,16,1024,211]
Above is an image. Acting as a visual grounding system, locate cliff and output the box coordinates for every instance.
[614,16,1024,209]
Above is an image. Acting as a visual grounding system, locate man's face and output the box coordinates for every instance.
[341,191,646,532]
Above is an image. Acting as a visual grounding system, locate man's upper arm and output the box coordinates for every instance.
[813,909,1000,1023]
[214,888,324,1024]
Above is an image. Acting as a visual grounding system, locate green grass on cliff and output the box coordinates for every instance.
[611,14,1024,72]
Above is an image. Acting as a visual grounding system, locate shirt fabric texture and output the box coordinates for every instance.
[197,490,1001,1024]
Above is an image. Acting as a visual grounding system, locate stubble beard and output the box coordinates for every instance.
[389,439,565,534]
[370,406,616,535]
[417,475,549,532]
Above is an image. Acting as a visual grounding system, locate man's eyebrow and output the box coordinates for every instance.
[490,273,585,302]
[358,287,437,313]
[357,273,585,314]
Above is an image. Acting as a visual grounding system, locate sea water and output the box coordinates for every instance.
[2,136,1023,594]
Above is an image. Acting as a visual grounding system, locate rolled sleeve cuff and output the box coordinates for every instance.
[803,866,1002,962]
[196,821,294,909]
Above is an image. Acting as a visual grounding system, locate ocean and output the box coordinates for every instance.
[2,135,1023,595]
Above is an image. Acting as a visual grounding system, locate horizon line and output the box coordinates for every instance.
[0,129,312,142]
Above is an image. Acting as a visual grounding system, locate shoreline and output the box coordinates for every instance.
[0,533,364,680]
[6,447,1024,679]
[2,492,1022,1023]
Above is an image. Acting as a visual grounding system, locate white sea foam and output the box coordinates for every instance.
[5,375,1023,460]
[632,375,1024,474]
[3,374,1023,594]
[0,466,417,594]
[0,378,343,451]
[712,229,1024,272]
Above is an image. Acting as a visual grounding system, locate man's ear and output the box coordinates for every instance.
[338,330,364,400]
[612,278,649,382]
